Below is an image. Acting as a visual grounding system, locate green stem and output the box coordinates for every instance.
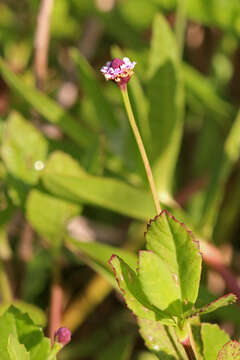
[0,260,12,302]
[121,87,161,214]
[175,0,187,59]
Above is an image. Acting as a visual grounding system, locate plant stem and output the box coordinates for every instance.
[175,0,187,59]
[49,258,63,344]
[181,340,197,360]
[121,87,161,214]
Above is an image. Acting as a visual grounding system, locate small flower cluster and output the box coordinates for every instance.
[101,57,136,89]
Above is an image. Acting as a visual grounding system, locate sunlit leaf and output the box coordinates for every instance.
[202,323,230,360]
[145,210,202,307]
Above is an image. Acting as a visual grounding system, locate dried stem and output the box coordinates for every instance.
[121,87,161,214]
[34,0,54,90]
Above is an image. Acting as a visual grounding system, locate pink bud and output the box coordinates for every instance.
[54,327,71,346]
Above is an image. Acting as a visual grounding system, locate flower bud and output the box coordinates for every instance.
[54,327,71,346]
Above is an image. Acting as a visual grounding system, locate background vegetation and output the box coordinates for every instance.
[0,0,240,359]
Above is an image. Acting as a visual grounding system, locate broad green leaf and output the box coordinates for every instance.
[145,210,202,306]
[138,318,186,360]
[67,236,137,272]
[148,14,184,196]
[138,251,181,315]
[109,255,174,324]
[202,323,230,360]
[0,301,46,327]
[191,294,237,317]
[0,57,93,148]
[217,341,240,360]
[42,151,155,220]
[97,335,134,360]
[26,190,81,246]
[7,335,30,360]
[41,150,86,177]
[1,112,47,185]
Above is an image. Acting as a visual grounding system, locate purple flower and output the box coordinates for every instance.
[101,57,136,89]
[54,327,71,346]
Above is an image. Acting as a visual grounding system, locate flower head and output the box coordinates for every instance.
[101,57,136,89]
[54,327,71,346]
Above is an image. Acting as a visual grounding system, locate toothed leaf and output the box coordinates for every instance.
[138,251,182,315]
[145,211,202,306]
[109,255,174,325]
[217,341,240,360]
[190,294,237,317]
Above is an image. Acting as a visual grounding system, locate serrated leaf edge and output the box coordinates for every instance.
[144,209,200,253]
[189,293,237,318]
[217,340,240,359]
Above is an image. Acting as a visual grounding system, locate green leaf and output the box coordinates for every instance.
[145,210,202,307]
[148,14,184,196]
[202,323,230,360]
[138,352,158,360]
[97,335,134,360]
[138,318,186,359]
[109,255,173,324]
[1,112,48,185]
[217,341,240,360]
[26,190,81,246]
[0,57,93,148]
[190,317,203,360]
[138,251,181,315]
[0,306,52,360]
[67,236,137,273]
[182,63,234,123]
[42,151,155,220]
[191,294,237,317]
[7,335,30,360]
[0,301,46,327]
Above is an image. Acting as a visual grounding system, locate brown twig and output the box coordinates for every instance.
[34,0,54,91]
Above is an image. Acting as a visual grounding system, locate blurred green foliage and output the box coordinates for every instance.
[0,0,240,359]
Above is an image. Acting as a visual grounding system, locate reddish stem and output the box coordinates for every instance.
[180,336,196,360]
[48,265,63,344]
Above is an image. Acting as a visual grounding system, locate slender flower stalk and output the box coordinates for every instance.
[101,57,161,214]
[121,88,161,214]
